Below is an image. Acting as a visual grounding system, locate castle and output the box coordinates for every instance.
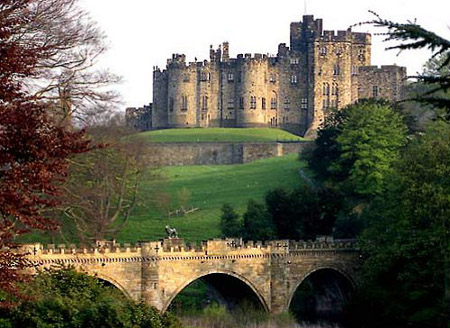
[126,15,406,137]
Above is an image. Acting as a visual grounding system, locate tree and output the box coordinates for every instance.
[265,187,342,240]
[307,107,348,182]
[219,204,241,238]
[19,0,121,124]
[360,12,450,120]
[60,123,148,242]
[355,121,450,327]
[0,0,90,306]
[309,100,407,199]
[333,100,407,197]
[241,200,275,241]
[0,267,182,328]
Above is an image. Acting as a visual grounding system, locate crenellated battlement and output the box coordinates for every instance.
[18,237,357,259]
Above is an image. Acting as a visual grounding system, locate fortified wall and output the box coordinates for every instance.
[143,141,313,166]
[128,15,406,137]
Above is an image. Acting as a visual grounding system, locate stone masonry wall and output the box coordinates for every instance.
[144,141,313,166]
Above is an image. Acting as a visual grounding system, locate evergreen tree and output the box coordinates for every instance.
[219,203,241,238]
[242,200,275,241]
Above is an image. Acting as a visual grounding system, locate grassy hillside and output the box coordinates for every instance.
[137,128,305,143]
[20,154,307,244]
[118,153,307,242]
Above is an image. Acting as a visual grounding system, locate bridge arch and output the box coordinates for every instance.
[162,269,269,313]
[287,266,356,315]
[93,273,133,300]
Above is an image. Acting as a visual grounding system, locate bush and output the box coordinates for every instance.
[0,267,182,328]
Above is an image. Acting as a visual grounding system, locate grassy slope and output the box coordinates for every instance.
[118,154,306,243]
[136,128,305,143]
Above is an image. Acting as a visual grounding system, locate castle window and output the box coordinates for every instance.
[373,86,379,98]
[332,83,339,96]
[301,98,308,109]
[323,99,330,109]
[290,58,299,65]
[227,72,234,82]
[323,83,330,96]
[351,66,358,76]
[183,74,190,82]
[331,99,337,109]
[320,46,327,56]
[290,75,298,84]
[239,97,244,110]
[271,97,277,110]
[333,65,340,75]
[227,98,235,109]
[250,96,257,109]
[200,72,210,82]
[318,67,322,76]
[201,96,208,110]
[262,98,266,110]
[269,74,276,83]
[169,97,174,112]
[181,95,188,111]
[284,97,290,110]
[336,47,343,56]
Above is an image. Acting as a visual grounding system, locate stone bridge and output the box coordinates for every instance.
[21,238,360,313]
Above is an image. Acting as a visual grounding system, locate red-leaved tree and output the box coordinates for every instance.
[0,0,90,306]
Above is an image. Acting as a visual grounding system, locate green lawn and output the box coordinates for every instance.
[136,128,305,143]
[118,153,307,243]
[20,154,307,244]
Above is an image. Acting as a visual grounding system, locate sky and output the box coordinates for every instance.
[79,0,450,109]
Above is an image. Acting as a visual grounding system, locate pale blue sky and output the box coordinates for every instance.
[80,0,450,108]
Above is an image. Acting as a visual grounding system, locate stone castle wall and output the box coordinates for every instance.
[143,141,313,166]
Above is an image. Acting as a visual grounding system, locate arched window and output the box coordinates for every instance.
[271,91,278,110]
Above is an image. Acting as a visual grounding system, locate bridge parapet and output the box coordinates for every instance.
[17,237,357,259]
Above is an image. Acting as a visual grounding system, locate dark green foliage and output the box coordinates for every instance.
[0,267,182,328]
[307,108,348,182]
[263,186,342,241]
[219,204,242,238]
[353,121,450,328]
[242,200,275,241]
[265,188,297,239]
